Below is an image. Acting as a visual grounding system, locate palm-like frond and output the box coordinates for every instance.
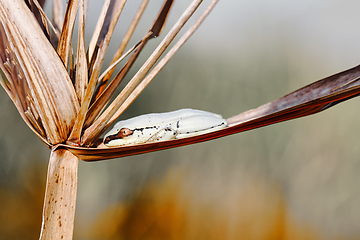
[2,0,360,239]
[1,0,222,154]
[2,0,360,161]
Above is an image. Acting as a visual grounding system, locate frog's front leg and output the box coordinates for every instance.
[174,115,227,139]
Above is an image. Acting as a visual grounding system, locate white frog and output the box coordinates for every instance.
[103,108,227,146]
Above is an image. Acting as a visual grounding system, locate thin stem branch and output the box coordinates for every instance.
[87,0,111,61]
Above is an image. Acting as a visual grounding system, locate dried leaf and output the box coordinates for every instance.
[0,0,79,144]
[93,0,150,100]
[57,0,79,67]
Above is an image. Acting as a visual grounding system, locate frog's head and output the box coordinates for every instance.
[104,127,135,146]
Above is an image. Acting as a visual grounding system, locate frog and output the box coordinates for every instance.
[103,108,227,146]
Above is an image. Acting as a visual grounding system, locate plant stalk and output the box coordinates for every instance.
[39,149,79,240]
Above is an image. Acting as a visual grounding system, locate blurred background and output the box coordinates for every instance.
[1,0,360,239]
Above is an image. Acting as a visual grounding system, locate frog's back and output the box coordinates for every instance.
[115,108,221,129]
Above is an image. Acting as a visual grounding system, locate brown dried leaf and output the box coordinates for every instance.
[57,0,79,67]
[92,0,149,100]
[227,66,360,125]
[0,0,79,145]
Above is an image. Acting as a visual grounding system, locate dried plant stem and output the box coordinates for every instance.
[82,0,203,145]
[39,149,79,240]
[94,0,149,99]
[109,0,220,124]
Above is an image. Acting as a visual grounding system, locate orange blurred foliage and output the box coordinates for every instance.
[88,167,345,240]
[0,162,45,240]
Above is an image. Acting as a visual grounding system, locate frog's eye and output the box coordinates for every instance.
[119,128,134,138]
[104,128,134,145]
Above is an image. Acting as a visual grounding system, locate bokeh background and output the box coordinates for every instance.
[1,0,360,239]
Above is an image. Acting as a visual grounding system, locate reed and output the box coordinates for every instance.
[1,0,360,239]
